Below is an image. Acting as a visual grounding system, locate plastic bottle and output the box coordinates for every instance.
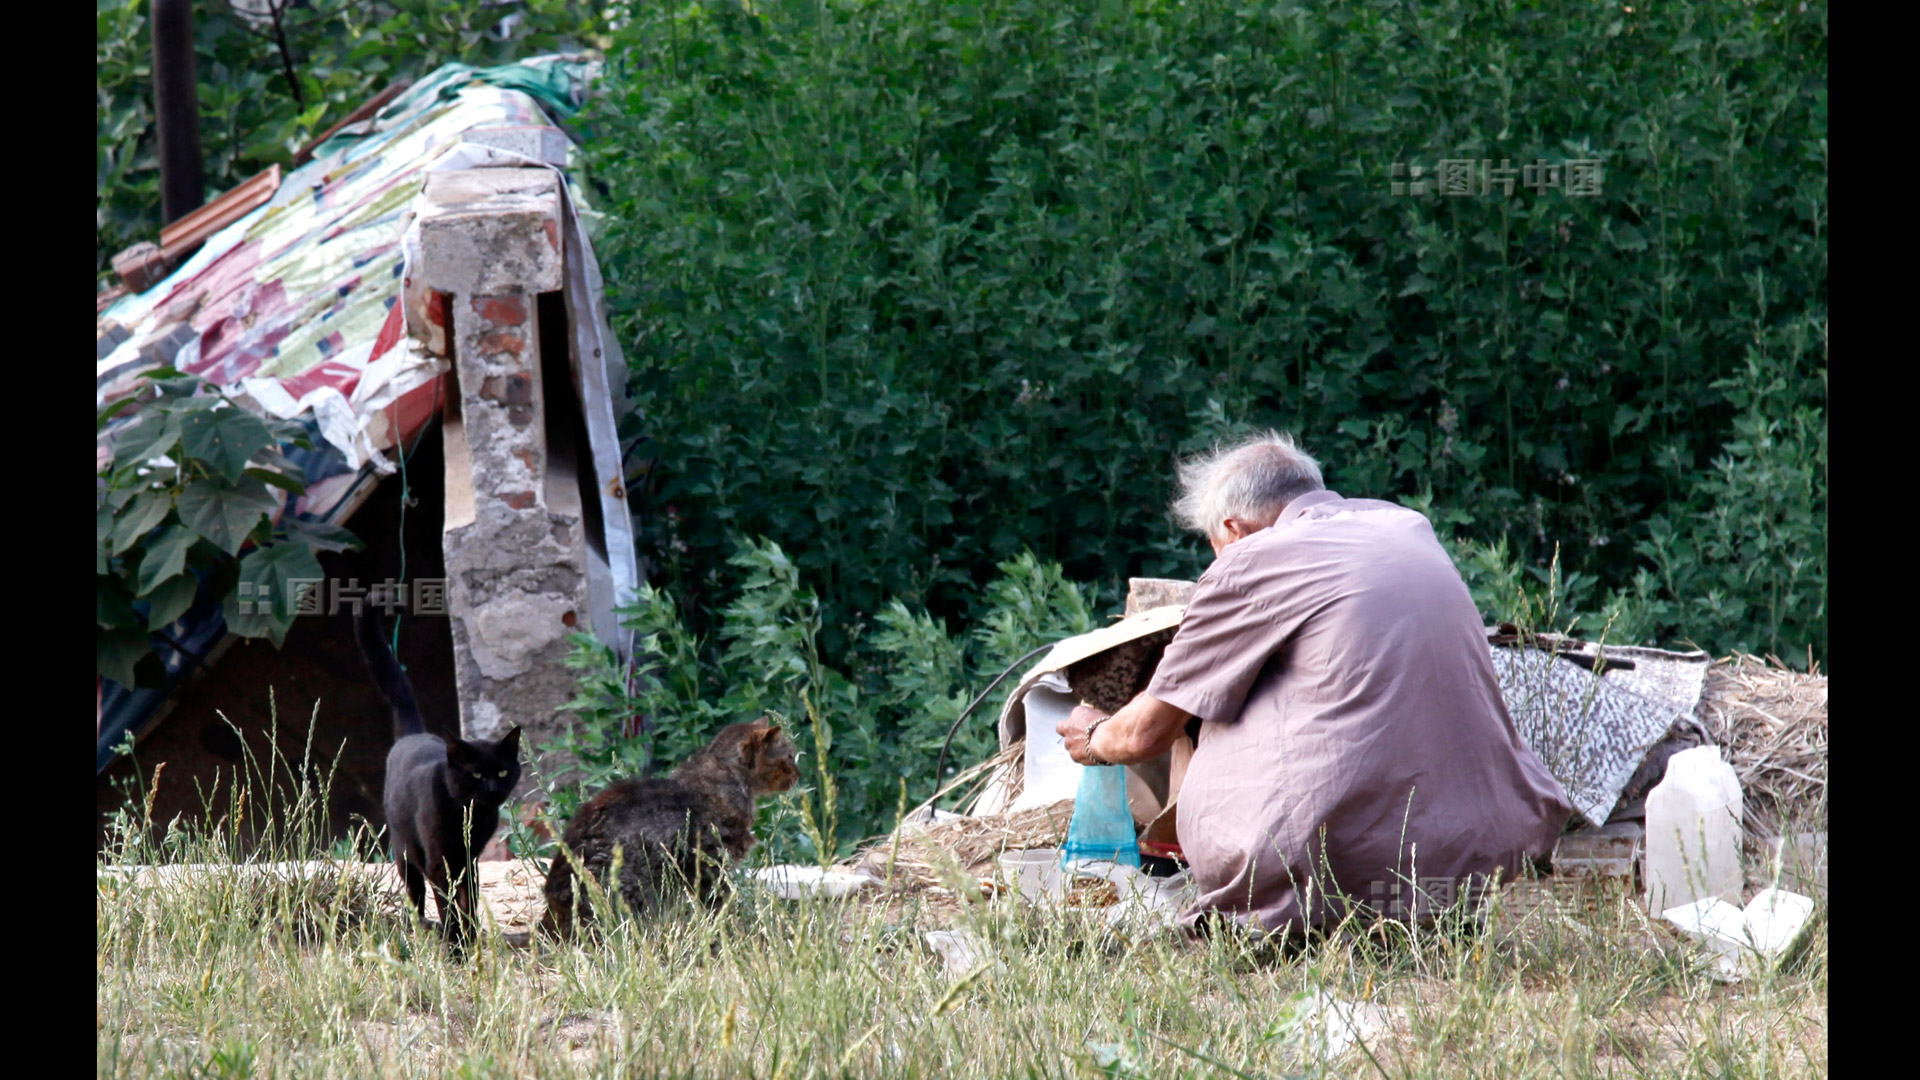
[1643,745,1744,914]
[1062,764,1141,868]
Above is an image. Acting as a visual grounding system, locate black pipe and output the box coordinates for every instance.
[928,641,1059,812]
[151,0,204,226]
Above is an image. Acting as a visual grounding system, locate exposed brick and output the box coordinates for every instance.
[479,373,534,407]
[475,330,524,358]
[501,491,537,510]
[471,293,527,326]
[1552,821,1643,880]
[543,218,561,253]
[514,448,539,473]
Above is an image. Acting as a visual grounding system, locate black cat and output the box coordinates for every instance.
[356,603,521,948]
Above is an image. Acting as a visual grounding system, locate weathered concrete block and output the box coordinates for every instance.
[1126,578,1197,616]
[415,169,563,296]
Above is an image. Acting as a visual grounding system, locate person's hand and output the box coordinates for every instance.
[1061,703,1109,765]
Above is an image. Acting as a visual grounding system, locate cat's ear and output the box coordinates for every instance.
[738,724,770,763]
[500,725,522,754]
[444,741,473,768]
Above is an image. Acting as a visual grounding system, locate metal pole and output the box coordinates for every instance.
[151,0,204,226]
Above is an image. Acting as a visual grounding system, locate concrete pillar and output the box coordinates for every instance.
[412,168,590,763]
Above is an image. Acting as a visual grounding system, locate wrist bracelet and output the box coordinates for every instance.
[1083,713,1116,767]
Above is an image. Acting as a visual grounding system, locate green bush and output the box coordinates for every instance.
[582,0,1827,665]
[544,540,1095,860]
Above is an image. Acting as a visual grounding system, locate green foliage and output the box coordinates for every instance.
[95,0,612,282]
[545,540,1095,859]
[96,372,361,687]
[1424,310,1827,661]
[584,0,1827,665]
[1611,315,1828,660]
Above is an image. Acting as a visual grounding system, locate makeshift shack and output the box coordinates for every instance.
[96,57,639,850]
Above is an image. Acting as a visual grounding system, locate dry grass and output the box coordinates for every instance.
[97,836,1828,1079]
[1697,654,1828,835]
[848,799,1075,895]
[99,775,1827,1080]
[97,683,1827,1078]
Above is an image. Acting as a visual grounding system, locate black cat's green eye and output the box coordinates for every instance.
[497,770,508,778]
[471,771,482,779]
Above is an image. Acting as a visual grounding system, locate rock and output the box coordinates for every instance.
[749,865,880,900]
[1124,578,1196,616]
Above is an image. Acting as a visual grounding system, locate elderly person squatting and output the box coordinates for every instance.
[1058,431,1571,934]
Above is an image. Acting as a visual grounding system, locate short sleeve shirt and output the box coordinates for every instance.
[1148,490,1571,932]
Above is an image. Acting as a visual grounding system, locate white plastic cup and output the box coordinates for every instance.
[997,848,1064,903]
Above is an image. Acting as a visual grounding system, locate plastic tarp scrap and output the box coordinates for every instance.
[96,56,636,773]
[1489,641,1711,826]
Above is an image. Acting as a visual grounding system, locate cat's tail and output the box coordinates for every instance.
[355,603,426,739]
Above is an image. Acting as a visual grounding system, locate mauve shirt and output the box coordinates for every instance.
[1147,490,1571,933]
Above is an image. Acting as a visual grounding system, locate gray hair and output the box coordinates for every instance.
[1170,430,1325,540]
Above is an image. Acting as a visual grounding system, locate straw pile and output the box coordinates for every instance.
[850,798,1075,893]
[1696,653,1828,832]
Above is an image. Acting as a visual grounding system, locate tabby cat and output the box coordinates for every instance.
[542,717,800,936]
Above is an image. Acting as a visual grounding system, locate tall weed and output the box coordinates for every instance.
[544,540,1095,857]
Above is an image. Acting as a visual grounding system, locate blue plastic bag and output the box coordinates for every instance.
[1062,764,1141,867]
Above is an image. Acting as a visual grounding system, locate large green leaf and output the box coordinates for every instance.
[97,627,153,688]
[142,574,201,629]
[264,415,315,450]
[108,412,182,470]
[245,444,309,495]
[246,467,308,495]
[135,524,197,596]
[222,542,327,647]
[177,477,278,556]
[179,406,275,482]
[96,396,137,432]
[282,517,363,553]
[97,575,142,630]
[111,489,175,554]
